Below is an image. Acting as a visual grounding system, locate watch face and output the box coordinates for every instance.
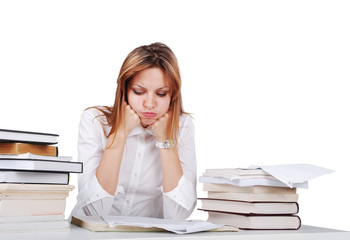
[156,139,173,149]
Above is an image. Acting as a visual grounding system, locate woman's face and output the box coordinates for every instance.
[127,67,171,127]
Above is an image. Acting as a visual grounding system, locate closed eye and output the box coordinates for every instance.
[133,90,144,95]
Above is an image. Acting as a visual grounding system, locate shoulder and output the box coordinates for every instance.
[80,106,110,125]
[179,113,195,131]
[79,106,111,137]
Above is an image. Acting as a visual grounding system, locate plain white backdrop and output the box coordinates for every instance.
[1,0,349,231]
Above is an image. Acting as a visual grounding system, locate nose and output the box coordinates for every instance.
[144,93,155,110]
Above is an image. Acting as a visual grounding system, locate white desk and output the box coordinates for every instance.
[1,224,350,240]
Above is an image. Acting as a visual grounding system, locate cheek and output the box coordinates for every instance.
[127,94,141,111]
[158,97,171,113]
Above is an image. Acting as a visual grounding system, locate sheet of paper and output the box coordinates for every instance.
[101,215,224,234]
[251,164,334,188]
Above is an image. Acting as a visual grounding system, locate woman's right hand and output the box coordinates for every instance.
[117,102,141,138]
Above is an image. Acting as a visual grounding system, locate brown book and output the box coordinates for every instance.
[0,143,58,156]
[206,210,301,230]
[199,198,299,215]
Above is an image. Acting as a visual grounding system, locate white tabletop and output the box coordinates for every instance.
[1,224,350,240]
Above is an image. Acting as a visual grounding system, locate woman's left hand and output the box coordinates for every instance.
[151,111,171,142]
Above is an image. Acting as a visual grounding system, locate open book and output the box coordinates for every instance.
[71,215,238,234]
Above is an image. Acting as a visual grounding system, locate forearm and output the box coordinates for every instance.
[96,132,126,195]
[160,147,183,192]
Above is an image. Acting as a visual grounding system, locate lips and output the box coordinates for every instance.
[142,112,157,118]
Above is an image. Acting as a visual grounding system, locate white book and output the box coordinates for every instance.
[0,219,69,232]
[0,129,58,145]
[0,183,74,192]
[205,168,269,179]
[0,157,82,173]
[199,176,308,188]
[0,171,69,184]
[202,183,297,194]
[0,153,72,161]
[0,214,65,223]
[207,191,299,202]
[0,198,67,216]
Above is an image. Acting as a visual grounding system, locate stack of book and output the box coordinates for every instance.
[198,168,302,230]
[0,129,83,232]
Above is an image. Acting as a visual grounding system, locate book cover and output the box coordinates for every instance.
[0,158,82,173]
[207,191,299,202]
[205,168,269,179]
[0,129,58,145]
[0,198,67,217]
[203,183,297,194]
[0,171,69,185]
[198,198,299,215]
[206,210,301,230]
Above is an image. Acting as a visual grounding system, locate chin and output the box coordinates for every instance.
[141,119,156,127]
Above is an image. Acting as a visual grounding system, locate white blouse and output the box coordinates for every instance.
[71,108,197,220]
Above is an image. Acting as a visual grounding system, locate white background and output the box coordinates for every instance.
[1,0,349,231]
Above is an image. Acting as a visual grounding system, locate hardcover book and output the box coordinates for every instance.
[207,191,299,202]
[0,154,82,173]
[0,171,69,185]
[206,210,301,230]
[0,129,58,145]
[0,142,58,156]
[199,198,299,215]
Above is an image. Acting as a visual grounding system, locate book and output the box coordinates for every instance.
[0,183,74,193]
[205,168,269,179]
[0,157,82,173]
[71,216,166,232]
[199,176,308,188]
[0,153,72,161]
[206,210,301,230]
[0,171,69,184]
[0,129,58,145]
[0,184,74,217]
[199,198,299,215]
[0,214,65,223]
[207,191,299,202]
[0,142,58,156]
[0,220,69,232]
[203,183,297,194]
[71,215,238,233]
[0,199,67,216]
[0,215,69,232]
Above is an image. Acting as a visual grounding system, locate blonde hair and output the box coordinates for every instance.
[93,42,185,145]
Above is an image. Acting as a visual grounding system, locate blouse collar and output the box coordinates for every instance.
[128,124,154,137]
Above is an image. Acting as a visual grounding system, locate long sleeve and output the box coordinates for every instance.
[162,115,197,220]
[73,109,121,216]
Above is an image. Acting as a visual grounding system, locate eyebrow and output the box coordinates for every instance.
[133,84,170,90]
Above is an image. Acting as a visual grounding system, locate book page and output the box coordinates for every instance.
[101,215,228,234]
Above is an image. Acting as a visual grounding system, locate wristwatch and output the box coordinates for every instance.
[155,139,174,149]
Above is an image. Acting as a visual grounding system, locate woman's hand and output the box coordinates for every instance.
[151,111,171,142]
[117,102,141,138]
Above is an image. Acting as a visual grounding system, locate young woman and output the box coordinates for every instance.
[71,42,197,220]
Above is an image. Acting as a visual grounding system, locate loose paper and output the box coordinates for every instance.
[101,215,225,234]
[252,164,334,188]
